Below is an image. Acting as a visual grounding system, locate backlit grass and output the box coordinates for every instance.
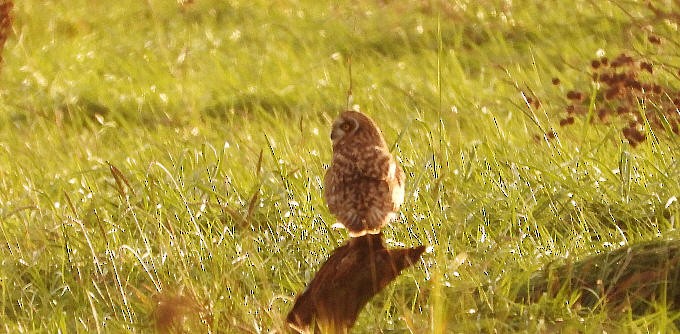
[1,0,679,332]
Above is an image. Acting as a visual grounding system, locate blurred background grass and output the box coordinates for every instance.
[1,0,679,332]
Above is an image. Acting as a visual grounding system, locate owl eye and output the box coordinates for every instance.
[340,121,353,132]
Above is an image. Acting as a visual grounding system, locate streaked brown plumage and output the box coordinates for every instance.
[323,110,405,237]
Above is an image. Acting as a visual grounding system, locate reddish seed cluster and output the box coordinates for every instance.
[648,34,661,45]
[557,52,680,147]
[525,96,541,110]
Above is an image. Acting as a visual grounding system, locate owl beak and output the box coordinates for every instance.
[331,127,342,142]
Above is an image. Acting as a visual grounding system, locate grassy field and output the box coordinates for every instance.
[1,0,680,332]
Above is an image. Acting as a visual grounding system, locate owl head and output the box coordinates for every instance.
[330,110,387,149]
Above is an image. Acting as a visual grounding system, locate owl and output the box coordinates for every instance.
[323,110,406,237]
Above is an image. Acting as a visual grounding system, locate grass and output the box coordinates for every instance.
[1,0,680,332]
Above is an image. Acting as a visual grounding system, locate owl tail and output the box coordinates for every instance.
[347,227,381,238]
[331,221,381,237]
[330,206,392,237]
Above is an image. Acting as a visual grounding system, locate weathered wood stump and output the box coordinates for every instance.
[287,233,425,333]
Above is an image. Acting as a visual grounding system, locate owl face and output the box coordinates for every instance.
[330,111,386,149]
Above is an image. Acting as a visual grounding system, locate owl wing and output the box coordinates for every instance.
[351,146,398,181]
[391,161,406,211]
[324,147,405,236]
[349,147,406,212]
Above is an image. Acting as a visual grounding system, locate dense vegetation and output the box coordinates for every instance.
[1,1,679,332]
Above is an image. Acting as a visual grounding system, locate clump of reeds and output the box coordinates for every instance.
[517,240,680,315]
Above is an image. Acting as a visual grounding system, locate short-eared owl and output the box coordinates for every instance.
[323,110,405,237]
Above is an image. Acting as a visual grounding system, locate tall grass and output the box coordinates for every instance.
[1,0,679,332]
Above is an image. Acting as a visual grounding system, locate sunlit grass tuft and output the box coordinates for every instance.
[1,0,679,332]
